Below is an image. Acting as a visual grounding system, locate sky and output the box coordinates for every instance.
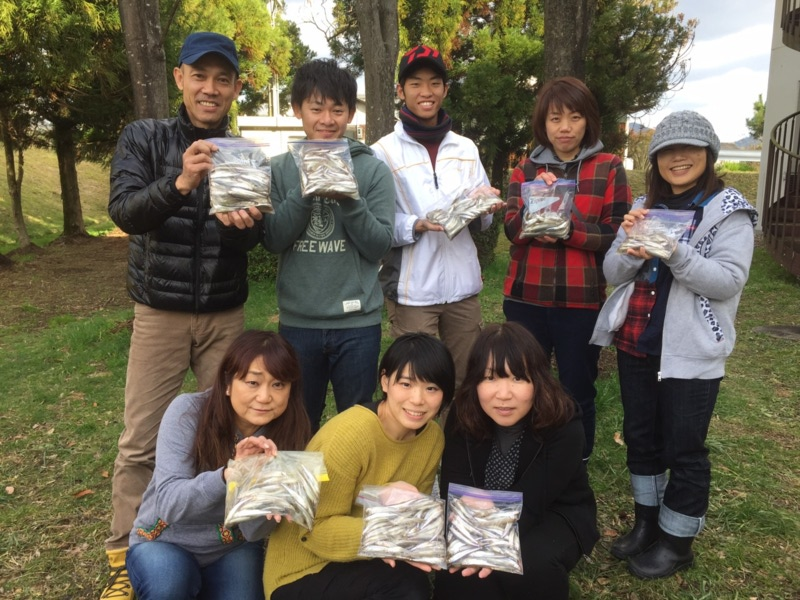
[635,0,775,143]
[282,0,775,143]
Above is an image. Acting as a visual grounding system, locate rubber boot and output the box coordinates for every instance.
[99,547,134,599]
[628,531,695,579]
[610,503,660,560]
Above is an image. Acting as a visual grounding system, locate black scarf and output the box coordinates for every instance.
[399,105,452,143]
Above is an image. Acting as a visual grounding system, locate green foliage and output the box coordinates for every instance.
[586,0,695,153]
[448,21,543,182]
[166,0,294,116]
[746,94,765,141]
[247,243,280,282]
[625,169,760,204]
[0,0,131,161]
[473,210,504,269]
[719,171,759,203]
[717,161,759,173]
[0,144,115,253]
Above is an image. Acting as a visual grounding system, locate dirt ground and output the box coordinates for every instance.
[0,230,133,331]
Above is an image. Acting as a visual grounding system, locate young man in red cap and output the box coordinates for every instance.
[372,45,503,390]
[100,31,259,599]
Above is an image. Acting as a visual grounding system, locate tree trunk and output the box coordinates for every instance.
[352,0,399,144]
[543,0,597,81]
[1,110,31,250]
[52,121,87,238]
[118,0,170,120]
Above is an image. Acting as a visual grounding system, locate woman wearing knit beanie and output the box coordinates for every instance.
[591,110,758,579]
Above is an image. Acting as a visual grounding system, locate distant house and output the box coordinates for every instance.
[236,84,368,155]
[758,0,800,277]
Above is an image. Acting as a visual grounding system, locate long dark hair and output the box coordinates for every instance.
[645,147,724,207]
[452,322,575,441]
[378,332,456,412]
[532,76,601,150]
[192,330,312,472]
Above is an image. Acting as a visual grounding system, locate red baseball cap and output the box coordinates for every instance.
[398,45,447,82]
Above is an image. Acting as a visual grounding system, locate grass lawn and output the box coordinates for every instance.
[0,149,798,598]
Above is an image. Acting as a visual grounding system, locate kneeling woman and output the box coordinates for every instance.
[264,333,456,600]
[434,322,599,600]
[126,330,312,600]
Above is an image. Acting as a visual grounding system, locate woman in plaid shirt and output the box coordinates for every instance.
[503,77,631,461]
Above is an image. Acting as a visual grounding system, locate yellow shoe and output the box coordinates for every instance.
[100,548,134,599]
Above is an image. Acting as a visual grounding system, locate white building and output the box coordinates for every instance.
[237,84,368,154]
[758,0,800,277]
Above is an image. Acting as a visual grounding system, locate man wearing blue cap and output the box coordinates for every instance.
[101,32,258,600]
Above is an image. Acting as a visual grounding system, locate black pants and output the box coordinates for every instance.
[272,558,431,600]
[433,511,583,600]
[503,299,600,459]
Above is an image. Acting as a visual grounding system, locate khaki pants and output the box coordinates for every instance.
[106,303,244,550]
[385,295,483,391]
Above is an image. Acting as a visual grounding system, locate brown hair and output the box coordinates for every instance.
[532,76,601,151]
[451,322,575,441]
[192,330,312,472]
[644,147,724,208]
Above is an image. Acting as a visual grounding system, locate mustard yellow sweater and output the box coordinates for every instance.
[263,404,444,598]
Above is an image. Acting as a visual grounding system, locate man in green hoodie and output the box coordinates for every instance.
[220,59,395,431]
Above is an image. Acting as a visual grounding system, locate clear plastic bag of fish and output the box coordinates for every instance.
[445,483,523,575]
[207,138,273,215]
[224,451,328,531]
[617,209,695,260]
[519,179,575,239]
[289,139,360,200]
[356,485,447,569]
[426,190,502,240]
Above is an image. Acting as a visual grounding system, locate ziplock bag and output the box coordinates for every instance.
[288,139,360,200]
[207,138,273,214]
[617,209,695,260]
[224,451,328,530]
[519,179,575,239]
[356,484,446,569]
[427,190,502,240]
[445,483,523,574]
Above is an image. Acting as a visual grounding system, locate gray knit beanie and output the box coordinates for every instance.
[648,110,720,161]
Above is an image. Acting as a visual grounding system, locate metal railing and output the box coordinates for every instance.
[782,0,800,51]
[762,110,800,278]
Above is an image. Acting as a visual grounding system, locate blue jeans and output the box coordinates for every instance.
[503,300,600,458]
[617,350,720,535]
[279,324,381,430]
[127,541,265,600]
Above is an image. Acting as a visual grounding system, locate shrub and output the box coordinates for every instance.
[248,244,279,282]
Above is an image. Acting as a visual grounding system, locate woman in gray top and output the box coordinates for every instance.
[594,111,757,580]
[126,330,312,600]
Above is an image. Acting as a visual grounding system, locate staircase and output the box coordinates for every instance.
[761,1,800,278]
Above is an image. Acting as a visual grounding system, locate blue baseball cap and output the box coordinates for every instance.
[178,32,239,75]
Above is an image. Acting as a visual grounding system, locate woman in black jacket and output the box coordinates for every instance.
[434,322,599,600]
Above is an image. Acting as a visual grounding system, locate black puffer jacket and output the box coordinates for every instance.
[109,105,260,313]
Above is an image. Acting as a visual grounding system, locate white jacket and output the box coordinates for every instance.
[372,122,492,306]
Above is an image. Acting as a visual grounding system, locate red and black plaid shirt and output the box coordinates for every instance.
[614,280,657,357]
[504,153,631,309]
